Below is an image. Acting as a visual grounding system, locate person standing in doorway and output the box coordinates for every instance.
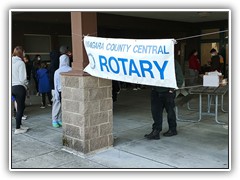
[52,46,72,127]
[144,60,184,140]
[188,49,201,85]
[208,48,223,72]
[12,46,29,134]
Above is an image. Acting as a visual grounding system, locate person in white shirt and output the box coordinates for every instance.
[12,46,29,134]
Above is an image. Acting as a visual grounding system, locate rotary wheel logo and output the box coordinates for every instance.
[88,53,96,69]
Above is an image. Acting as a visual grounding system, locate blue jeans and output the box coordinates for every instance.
[151,90,177,131]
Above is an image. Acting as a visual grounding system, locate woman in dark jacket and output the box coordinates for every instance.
[32,54,41,95]
[49,50,60,90]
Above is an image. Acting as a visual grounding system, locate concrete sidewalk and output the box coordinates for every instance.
[11,87,229,169]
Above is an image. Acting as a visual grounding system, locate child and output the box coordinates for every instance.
[36,62,52,108]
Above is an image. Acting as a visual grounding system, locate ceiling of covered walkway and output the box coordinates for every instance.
[12,10,229,23]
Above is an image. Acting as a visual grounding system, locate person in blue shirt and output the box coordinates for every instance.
[36,62,52,108]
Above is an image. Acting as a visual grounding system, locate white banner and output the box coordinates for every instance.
[83,36,177,88]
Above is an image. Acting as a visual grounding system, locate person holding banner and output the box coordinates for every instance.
[145,60,184,140]
[83,36,183,139]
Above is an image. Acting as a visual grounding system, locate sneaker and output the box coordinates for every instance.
[14,128,27,134]
[47,103,52,107]
[20,125,29,130]
[133,88,138,91]
[40,106,46,109]
[52,121,60,128]
[22,115,27,120]
[57,120,62,126]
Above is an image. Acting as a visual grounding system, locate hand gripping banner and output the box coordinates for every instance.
[83,36,177,89]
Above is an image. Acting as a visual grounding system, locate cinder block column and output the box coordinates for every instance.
[60,12,113,154]
[61,75,113,154]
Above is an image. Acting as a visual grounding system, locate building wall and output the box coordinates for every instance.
[12,21,71,50]
[11,12,228,69]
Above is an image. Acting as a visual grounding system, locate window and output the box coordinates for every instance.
[24,34,51,61]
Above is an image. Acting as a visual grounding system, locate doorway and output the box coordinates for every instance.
[200,42,219,66]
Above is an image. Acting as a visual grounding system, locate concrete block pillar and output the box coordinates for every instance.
[60,12,113,154]
[61,75,113,154]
